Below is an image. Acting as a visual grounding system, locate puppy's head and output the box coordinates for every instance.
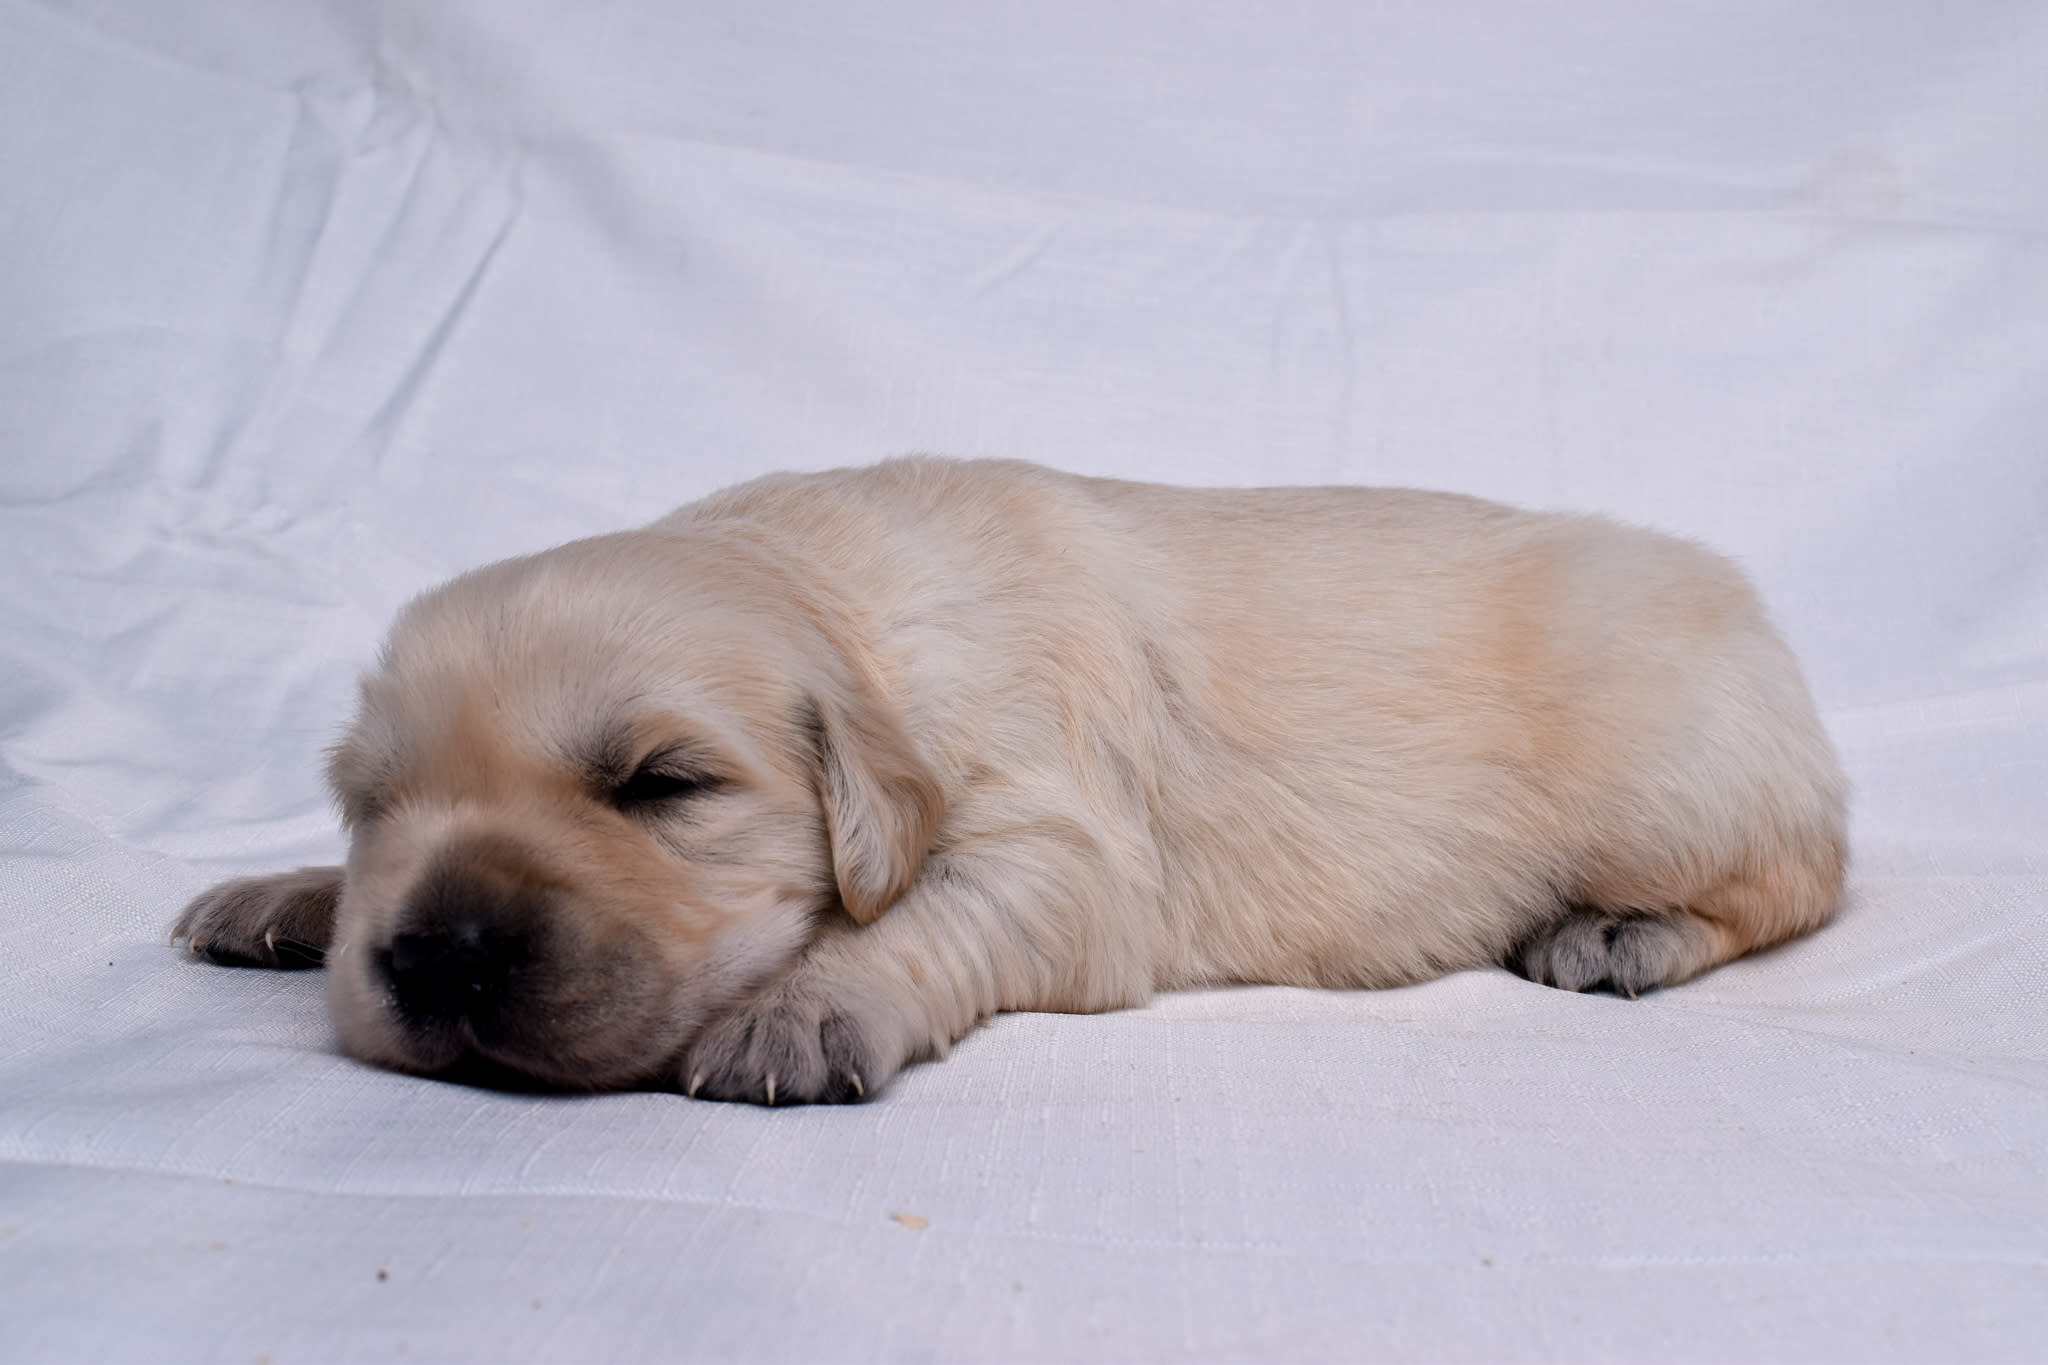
[321,529,940,1090]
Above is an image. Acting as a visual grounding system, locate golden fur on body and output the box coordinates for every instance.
[176,457,1848,1103]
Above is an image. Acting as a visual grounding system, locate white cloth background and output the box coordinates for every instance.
[3,2,2043,1360]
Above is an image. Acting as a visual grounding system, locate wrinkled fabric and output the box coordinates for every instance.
[1,2,2043,1360]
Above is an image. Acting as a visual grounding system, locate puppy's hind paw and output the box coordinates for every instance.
[1509,908,1711,997]
[680,988,896,1106]
[173,865,342,970]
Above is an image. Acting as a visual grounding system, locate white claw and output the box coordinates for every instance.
[848,1072,864,1098]
[264,930,277,954]
[687,1073,705,1099]
[764,1074,777,1106]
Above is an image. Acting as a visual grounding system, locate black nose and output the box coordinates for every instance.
[381,920,529,1026]
[376,836,552,1035]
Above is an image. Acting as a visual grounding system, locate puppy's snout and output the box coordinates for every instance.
[382,920,529,1025]
[378,836,557,1038]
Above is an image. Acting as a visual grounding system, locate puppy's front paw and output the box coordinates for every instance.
[680,983,899,1106]
[173,865,341,970]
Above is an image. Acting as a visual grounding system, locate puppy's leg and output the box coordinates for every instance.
[678,886,993,1105]
[1510,908,1717,997]
[173,865,341,969]
[1511,836,1845,996]
[680,850,1135,1105]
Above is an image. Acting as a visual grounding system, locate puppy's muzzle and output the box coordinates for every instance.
[373,836,561,1068]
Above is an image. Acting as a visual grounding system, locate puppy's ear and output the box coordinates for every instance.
[807,680,943,924]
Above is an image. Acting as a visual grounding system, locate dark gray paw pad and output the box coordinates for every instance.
[1510,910,1690,997]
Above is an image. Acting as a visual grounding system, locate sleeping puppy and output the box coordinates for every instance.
[175,457,1848,1104]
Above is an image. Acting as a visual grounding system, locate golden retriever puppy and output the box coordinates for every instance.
[175,457,1847,1104]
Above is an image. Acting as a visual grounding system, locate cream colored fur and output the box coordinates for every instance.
[175,457,1848,1103]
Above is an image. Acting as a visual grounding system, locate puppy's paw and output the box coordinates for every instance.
[1509,908,1706,997]
[679,983,899,1106]
[173,865,341,970]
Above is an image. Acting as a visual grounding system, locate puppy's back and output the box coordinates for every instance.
[684,458,1846,994]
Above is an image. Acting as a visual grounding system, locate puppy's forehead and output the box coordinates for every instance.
[343,535,810,798]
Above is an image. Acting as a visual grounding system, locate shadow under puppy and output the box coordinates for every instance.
[176,457,1847,1104]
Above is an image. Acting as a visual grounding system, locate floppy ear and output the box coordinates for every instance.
[807,678,944,924]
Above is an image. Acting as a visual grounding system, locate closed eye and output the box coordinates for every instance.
[612,762,721,810]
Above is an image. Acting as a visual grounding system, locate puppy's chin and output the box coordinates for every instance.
[322,894,819,1093]
[322,945,668,1092]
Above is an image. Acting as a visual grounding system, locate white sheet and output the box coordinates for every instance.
[3,2,2043,1360]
